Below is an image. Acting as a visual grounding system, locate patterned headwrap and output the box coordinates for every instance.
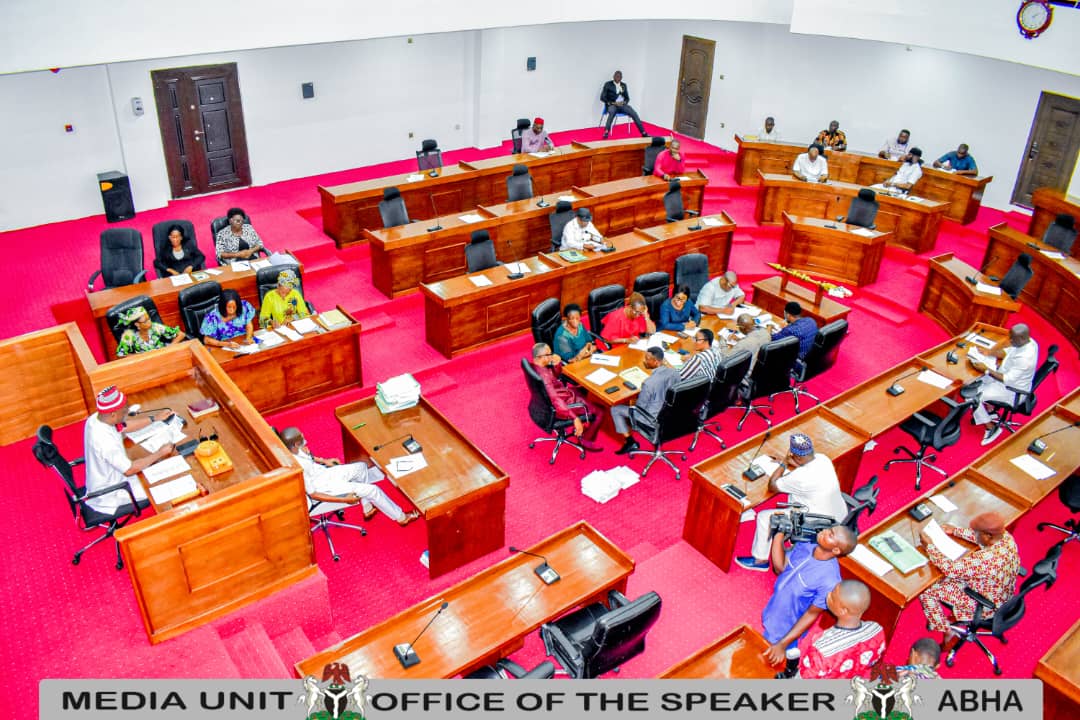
[120,306,149,326]
[276,269,299,289]
[789,433,814,457]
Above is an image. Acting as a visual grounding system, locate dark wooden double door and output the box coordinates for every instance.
[151,63,251,199]
[1012,91,1080,207]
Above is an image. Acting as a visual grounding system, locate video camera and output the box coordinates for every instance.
[768,502,838,544]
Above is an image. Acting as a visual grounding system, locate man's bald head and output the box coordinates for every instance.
[280,426,304,451]
[1009,323,1031,347]
[835,579,871,614]
[736,313,755,333]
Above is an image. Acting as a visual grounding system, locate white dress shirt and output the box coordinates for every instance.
[793,153,828,182]
[697,278,745,309]
[83,414,148,513]
[888,161,923,188]
[561,220,604,251]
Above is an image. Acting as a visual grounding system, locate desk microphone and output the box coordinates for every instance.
[505,239,523,279]
[427,167,440,178]
[965,254,999,285]
[374,433,422,454]
[537,195,550,209]
[426,196,443,233]
[509,546,560,584]
[1028,421,1080,455]
[127,406,171,417]
[743,430,772,481]
[887,366,926,396]
[393,601,448,669]
[584,329,611,351]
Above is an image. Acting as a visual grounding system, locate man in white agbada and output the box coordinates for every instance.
[966,324,1039,446]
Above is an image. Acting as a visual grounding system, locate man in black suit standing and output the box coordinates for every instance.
[601,70,647,138]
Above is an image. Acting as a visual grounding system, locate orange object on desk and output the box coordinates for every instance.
[194,440,233,476]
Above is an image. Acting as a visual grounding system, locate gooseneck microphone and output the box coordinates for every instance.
[426,196,443,233]
[374,434,414,451]
[1028,421,1080,455]
[965,254,999,285]
[887,366,927,397]
[393,601,448,669]
[743,430,773,481]
[505,239,523,280]
[537,194,549,209]
[509,546,561,584]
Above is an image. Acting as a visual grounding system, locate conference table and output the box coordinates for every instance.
[683,406,870,572]
[919,253,1021,337]
[335,396,509,578]
[754,172,950,254]
[983,223,1080,353]
[367,171,708,297]
[778,214,890,286]
[319,138,653,247]
[419,214,734,358]
[750,276,851,328]
[734,135,992,224]
[1036,617,1080,720]
[1029,187,1080,260]
[658,624,781,678]
[294,521,635,678]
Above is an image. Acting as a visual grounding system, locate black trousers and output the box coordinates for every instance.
[604,103,645,134]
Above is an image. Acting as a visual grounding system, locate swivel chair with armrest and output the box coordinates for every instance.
[1037,474,1080,546]
[774,319,849,413]
[465,230,500,273]
[838,188,879,229]
[465,659,556,679]
[672,253,709,303]
[642,137,666,175]
[548,201,575,252]
[663,179,700,223]
[733,336,800,431]
[839,475,879,535]
[88,228,148,290]
[506,164,534,202]
[884,397,972,490]
[530,298,561,349]
[416,139,442,172]
[255,264,316,315]
[378,187,415,228]
[632,271,670,323]
[308,497,366,562]
[627,376,711,480]
[1042,214,1076,254]
[587,284,626,341]
[105,295,165,342]
[998,254,1034,300]
[209,211,267,265]
[177,281,223,340]
[984,344,1059,435]
[510,118,531,154]
[689,349,752,451]
[521,358,587,464]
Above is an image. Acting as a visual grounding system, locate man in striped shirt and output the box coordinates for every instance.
[680,328,720,382]
[797,580,886,679]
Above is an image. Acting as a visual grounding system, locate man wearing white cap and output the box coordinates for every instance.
[736,433,848,572]
[83,386,176,514]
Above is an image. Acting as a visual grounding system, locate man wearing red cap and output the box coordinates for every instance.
[84,385,176,514]
[918,512,1021,636]
[520,117,553,153]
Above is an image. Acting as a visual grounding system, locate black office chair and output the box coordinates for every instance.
[466,658,556,679]
[177,280,223,340]
[531,298,561,348]
[105,295,164,342]
[777,319,849,413]
[1042,214,1076,254]
[416,139,442,171]
[88,228,148,291]
[633,271,670,323]
[944,543,1061,675]
[885,397,972,490]
[549,200,575,252]
[642,136,666,175]
[587,284,626,339]
[308,497,366,562]
[1038,475,1080,546]
[151,219,206,272]
[521,358,587,464]
[33,425,148,570]
[541,590,662,678]
[510,118,531,154]
[984,344,1059,435]
[628,376,711,479]
[673,253,709,303]
[998,254,1034,300]
[838,188,879,229]
[663,179,699,223]
[378,187,413,228]
[839,475,879,535]
[506,163,534,202]
[255,264,316,315]
[465,229,500,273]
[734,336,800,431]
[689,350,752,451]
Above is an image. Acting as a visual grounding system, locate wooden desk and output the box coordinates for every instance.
[683,407,869,572]
[319,139,652,247]
[366,172,706,297]
[839,470,1026,637]
[205,308,363,413]
[295,521,634,678]
[1036,617,1080,720]
[919,253,1021,336]
[659,624,780,678]
[779,214,889,286]
[751,276,851,328]
[104,342,314,644]
[335,396,508,578]
[1029,187,1080,260]
[734,136,990,224]
[984,224,1080,353]
[915,322,1007,385]
[755,172,950,254]
[87,257,302,360]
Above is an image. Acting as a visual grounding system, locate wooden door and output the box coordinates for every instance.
[672,36,715,140]
[1012,91,1080,207]
[151,63,252,199]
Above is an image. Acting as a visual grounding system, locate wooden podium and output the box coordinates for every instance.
[778,213,889,286]
[919,253,1020,336]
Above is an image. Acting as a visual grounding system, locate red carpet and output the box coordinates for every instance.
[1,124,1078,714]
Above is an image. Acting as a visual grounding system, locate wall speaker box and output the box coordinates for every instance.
[97,171,135,222]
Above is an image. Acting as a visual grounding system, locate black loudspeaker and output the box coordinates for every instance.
[301,82,314,99]
[97,171,135,223]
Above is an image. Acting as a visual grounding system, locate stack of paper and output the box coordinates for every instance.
[646,332,679,347]
[143,455,192,484]
[230,260,251,272]
[701,217,724,227]
[851,227,876,237]
[386,453,428,479]
[149,475,198,505]
[250,259,271,270]
[504,262,531,274]
[254,330,286,348]
[581,470,621,504]
[967,347,998,370]
[917,370,952,389]
[292,317,320,334]
[1039,250,1066,260]
[849,544,894,577]
[267,253,295,266]
[557,195,575,203]
[277,325,303,342]
[468,275,493,287]
[619,367,649,386]
[375,373,421,413]
[169,274,193,287]
[127,417,187,453]
[318,309,350,330]
[974,282,1002,296]
[738,305,764,317]
[664,351,684,368]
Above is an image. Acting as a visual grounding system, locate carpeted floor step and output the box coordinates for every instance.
[854,292,914,325]
[220,621,293,678]
[270,626,318,675]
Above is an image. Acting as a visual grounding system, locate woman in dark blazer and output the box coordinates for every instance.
[154,224,206,277]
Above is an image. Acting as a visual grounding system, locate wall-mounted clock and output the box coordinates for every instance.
[1017,0,1054,39]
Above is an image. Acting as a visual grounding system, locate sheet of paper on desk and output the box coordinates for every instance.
[137,422,186,453]
[738,304,763,317]
[628,338,649,350]
[676,176,692,181]
[150,475,197,505]
[386,453,428,479]
[917,370,952,389]
[647,332,679,346]
[250,259,271,270]
[584,368,617,385]
[277,325,302,342]
[701,216,724,227]
[852,227,876,237]
[291,317,318,334]
[230,260,251,272]
[590,354,619,367]
[974,282,1002,296]
[143,454,192,484]
[468,274,493,287]
[504,262,531,274]
[458,213,485,224]
[558,195,575,202]
[405,174,425,182]
[619,366,649,386]
[850,544,894,577]
[169,273,193,287]
[967,347,997,370]
[754,456,783,476]
[223,343,260,354]
[529,151,553,158]
[205,268,223,276]
[925,519,967,561]
[929,493,959,512]
[664,351,684,368]
[1040,250,1066,260]
[1010,454,1056,481]
[255,330,285,348]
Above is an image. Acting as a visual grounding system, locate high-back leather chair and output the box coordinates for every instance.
[548,201,575,252]
[985,344,1059,434]
[627,376,711,479]
[209,211,252,242]
[642,137,666,175]
[1042,214,1076,254]
[87,228,147,291]
[510,118,531,154]
[378,187,412,228]
[673,253,709,303]
[780,319,849,413]
[839,188,879,229]
[587,284,626,338]
[416,139,442,171]
[105,295,164,342]
[663,179,699,222]
[465,229,499,273]
[689,349,753,451]
[521,358,586,464]
[1037,474,1080,545]
[152,220,197,268]
[541,590,662,678]
[633,271,670,323]
[736,336,800,431]
[506,163,534,202]
[177,280,222,340]
[885,397,972,489]
[255,264,315,314]
[839,475,880,535]
[999,255,1034,300]
[530,298,561,348]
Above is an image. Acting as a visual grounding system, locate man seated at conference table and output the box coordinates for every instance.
[115,306,185,357]
[259,268,310,330]
[814,120,846,151]
[697,269,746,315]
[200,288,257,349]
[878,128,911,161]
[520,117,554,153]
[560,208,612,251]
[759,116,781,142]
[611,346,680,455]
[721,313,772,371]
[679,327,721,382]
[530,342,605,451]
[552,303,595,363]
[882,148,924,191]
[653,139,686,181]
[601,291,656,344]
[657,283,700,331]
[932,143,978,176]
[772,301,818,360]
[792,143,829,183]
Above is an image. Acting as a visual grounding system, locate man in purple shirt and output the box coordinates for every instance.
[521,117,553,153]
[772,301,818,359]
